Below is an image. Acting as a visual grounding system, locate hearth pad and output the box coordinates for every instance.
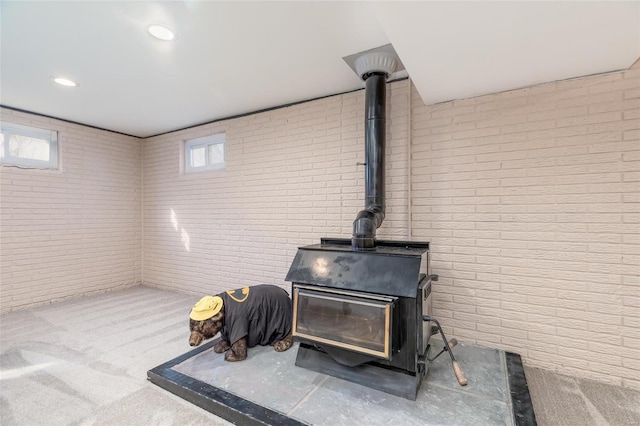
[148,339,536,426]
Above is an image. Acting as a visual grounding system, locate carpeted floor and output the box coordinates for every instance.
[1,286,638,425]
[526,366,640,426]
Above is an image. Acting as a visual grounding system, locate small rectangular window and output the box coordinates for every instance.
[1,122,59,169]
[185,133,225,173]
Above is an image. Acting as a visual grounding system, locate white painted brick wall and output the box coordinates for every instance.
[142,83,411,298]
[0,108,142,312]
[412,64,639,389]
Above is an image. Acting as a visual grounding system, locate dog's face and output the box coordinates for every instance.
[189,311,224,347]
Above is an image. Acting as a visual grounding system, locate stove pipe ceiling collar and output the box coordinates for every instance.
[351,52,397,251]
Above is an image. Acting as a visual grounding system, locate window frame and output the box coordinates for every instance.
[0,122,59,169]
[184,133,226,173]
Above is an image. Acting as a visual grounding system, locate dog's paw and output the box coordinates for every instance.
[214,340,230,353]
[273,333,293,352]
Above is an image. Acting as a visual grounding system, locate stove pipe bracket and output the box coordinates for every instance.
[351,52,397,251]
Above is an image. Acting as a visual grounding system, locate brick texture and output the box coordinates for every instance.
[412,65,640,389]
[0,108,142,312]
[142,83,411,297]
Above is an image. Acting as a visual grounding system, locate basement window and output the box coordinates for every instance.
[0,122,59,169]
[185,133,225,173]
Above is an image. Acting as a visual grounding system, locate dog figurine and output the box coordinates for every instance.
[188,284,293,361]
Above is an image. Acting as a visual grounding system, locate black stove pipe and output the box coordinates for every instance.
[352,72,387,251]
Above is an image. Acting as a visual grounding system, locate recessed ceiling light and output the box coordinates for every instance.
[148,25,175,41]
[54,77,77,87]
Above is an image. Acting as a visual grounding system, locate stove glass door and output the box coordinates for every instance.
[292,285,396,359]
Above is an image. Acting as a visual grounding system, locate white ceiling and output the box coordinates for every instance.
[1,1,638,138]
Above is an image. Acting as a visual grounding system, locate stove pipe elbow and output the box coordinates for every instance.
[352,206,385,250]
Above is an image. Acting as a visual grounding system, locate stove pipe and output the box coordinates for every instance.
[351,52,397,251]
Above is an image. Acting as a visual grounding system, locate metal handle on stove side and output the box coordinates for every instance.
[423,316,468,386]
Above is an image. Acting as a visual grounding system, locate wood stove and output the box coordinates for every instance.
[286,238,435,400]
[284,49,465,400]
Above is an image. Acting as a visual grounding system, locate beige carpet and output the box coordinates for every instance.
[526,365,640,426]
[0,286,231,425]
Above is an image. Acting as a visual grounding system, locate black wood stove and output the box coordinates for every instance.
[286,237,435,400]
[285,49,465,400]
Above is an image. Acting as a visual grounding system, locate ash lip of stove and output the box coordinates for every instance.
[285,237,437,400]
